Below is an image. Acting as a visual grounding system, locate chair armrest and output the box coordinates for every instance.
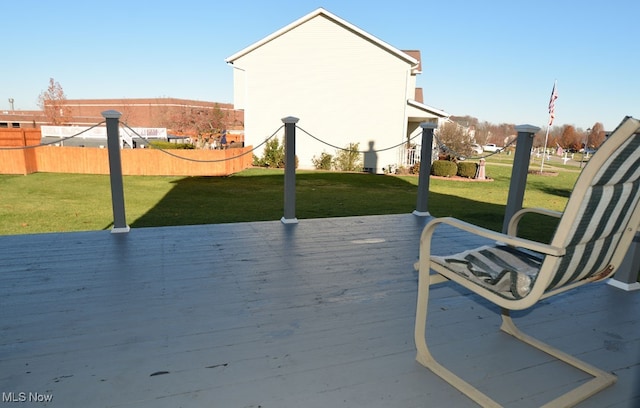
[422,217,565,257]
[507,208,563,237]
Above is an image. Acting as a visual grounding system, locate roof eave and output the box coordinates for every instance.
[225,8,418,66]
[407,99,450,119]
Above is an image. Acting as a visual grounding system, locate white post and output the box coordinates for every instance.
[608,232,640,291]
[281,116,299,224]
[102,110,130,233]
[502,124,540,233]
[413,122,437,216]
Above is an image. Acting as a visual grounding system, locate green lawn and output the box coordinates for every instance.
[0,165,578,242]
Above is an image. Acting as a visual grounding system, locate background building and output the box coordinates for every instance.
[1,98,244,143]
[226,7,448,173]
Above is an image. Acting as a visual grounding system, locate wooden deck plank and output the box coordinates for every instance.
[1,214,638,407]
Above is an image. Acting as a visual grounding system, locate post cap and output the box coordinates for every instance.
[515,124,541,134]
[102,110,122,119]
[420,122,438,129]
[281,116,299,124]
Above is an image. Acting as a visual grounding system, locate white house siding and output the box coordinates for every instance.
[232,67,246,109]
[231,15,414,173]
[406,74,418,101]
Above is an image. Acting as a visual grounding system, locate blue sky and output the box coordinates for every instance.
[2,0,638,131]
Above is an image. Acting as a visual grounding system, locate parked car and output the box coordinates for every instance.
[470,143,483,154]
[483,143,501,153]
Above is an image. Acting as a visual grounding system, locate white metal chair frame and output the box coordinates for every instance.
[415,116,640,407]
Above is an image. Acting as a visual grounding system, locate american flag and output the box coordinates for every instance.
[548,82,558,126]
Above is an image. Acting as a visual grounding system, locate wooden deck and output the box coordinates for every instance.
[0,214,638,407]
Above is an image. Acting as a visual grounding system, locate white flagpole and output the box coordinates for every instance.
[541,80,558,173]
[540,126,550,173]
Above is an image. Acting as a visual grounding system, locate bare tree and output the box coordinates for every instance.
[437,121,473,158]
[165,104,227,148]
[487,123,516,145]
[474,121,492,145]
[558,125,580,150]
[432,114,612,153]
[37,78,71,125]
[588,122,606,149]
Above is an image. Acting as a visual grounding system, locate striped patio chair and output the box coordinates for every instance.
[414,116,640,407]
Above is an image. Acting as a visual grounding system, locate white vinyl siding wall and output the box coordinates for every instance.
[233,15,412,172]
[231,68,246,110]
[406,74,417,101]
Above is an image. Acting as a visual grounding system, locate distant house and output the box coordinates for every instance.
[226,7,449,173]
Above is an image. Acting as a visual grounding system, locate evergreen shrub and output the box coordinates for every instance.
[333,143,362,171]
[431,160,457,177]
[312,152,333,170]
[457,162,478,178]
[258,137,285,168]
[149,141,194,150]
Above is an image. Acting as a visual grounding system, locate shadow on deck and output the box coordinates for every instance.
[0,214,638,407]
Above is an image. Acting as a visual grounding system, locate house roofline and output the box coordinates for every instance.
[407,99,450,118]
[225,7,419,68]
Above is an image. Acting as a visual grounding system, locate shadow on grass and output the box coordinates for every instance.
[129,171,560,243]
[535,186,573,199]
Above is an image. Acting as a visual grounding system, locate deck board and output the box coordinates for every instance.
[0,214,638,407]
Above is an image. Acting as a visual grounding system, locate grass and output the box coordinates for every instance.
[0,164,578,241]
[6,157,636,282]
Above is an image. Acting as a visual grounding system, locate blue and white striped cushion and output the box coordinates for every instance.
[432,131,640,300]
[549,133,640,289]
[432,245,543,299]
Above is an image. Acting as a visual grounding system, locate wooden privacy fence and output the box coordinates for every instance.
[0,129,253,176]
[0,129,41,174]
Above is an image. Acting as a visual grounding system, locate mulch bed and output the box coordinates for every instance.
[430,175,494,182]
[528,171,559,176]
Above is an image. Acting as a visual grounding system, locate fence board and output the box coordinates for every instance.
[1,128,252,176]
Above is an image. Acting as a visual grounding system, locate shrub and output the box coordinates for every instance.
[256,137,285,168]
[395,166,409,175]
[149,141,195,150]
[312,152,333,170]
[431,160,457,177]
[409,162,421,175]
[254,137,298,168]
[333,143,362,171]
[457,162,478,178]
[383,164,398,174]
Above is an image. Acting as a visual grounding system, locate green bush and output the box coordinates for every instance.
[149,141,195,150]
[431,160,457,177]
[256,137,285,168]
[333,143,362,171]
[457,162,478,178]
[312,152,333,170]
[254,137,298,168]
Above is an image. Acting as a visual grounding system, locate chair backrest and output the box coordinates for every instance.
[545,116,640,291]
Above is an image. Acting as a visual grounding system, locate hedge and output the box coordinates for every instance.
[431,160,457,177]
[457,162,478,178]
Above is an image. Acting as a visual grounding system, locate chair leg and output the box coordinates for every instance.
[415,269,502,408]
[500,309,617,408]
[415,273,617,407]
